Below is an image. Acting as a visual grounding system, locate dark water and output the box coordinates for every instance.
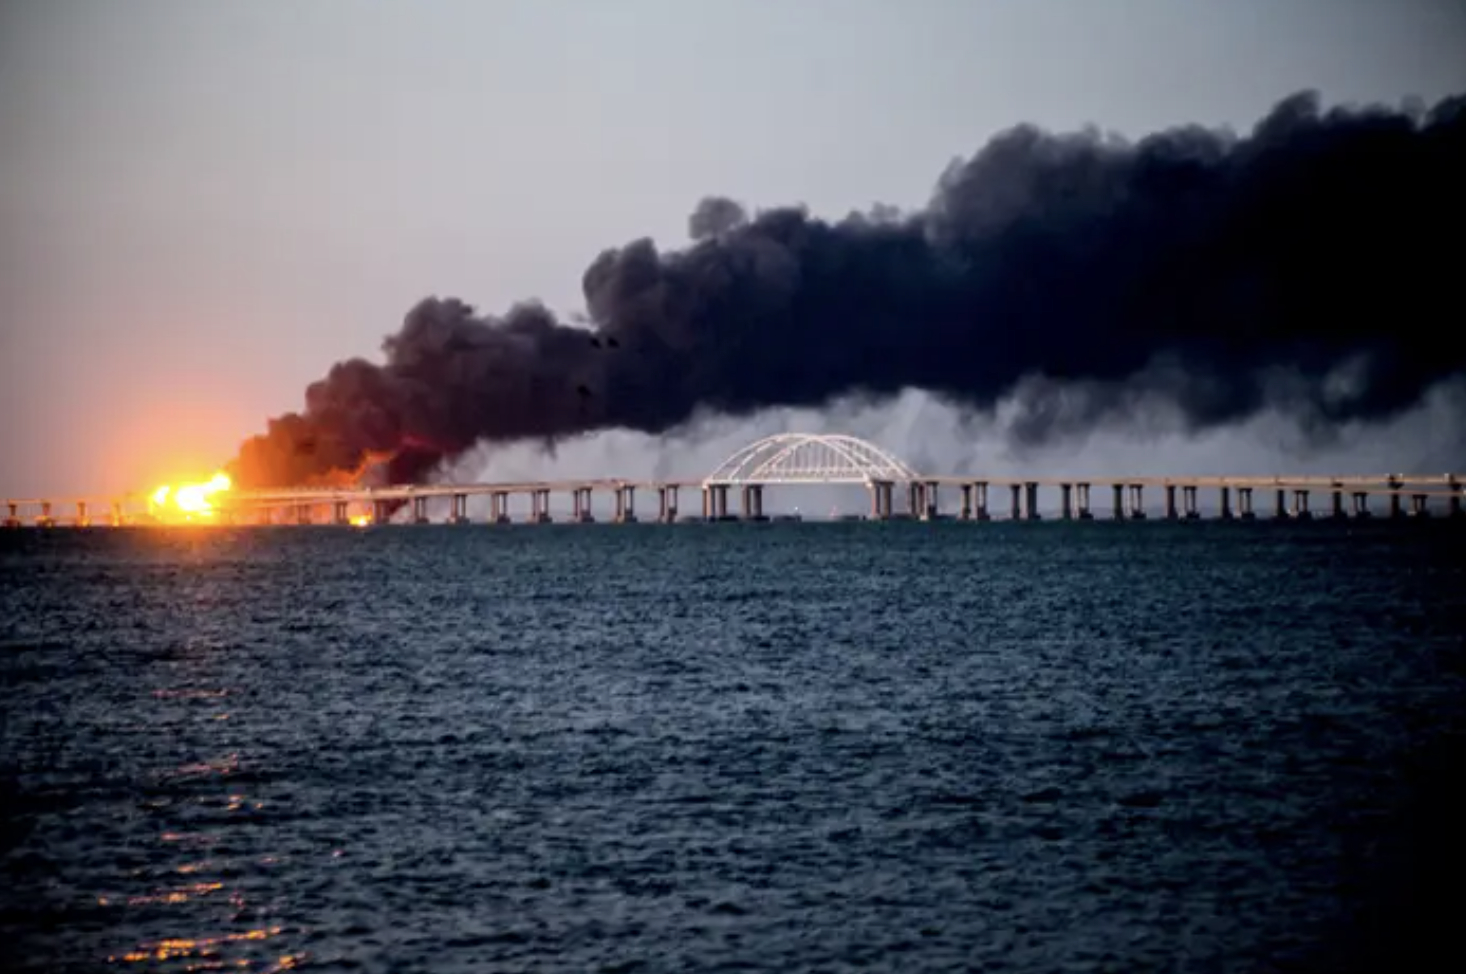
[2,521,1464,973]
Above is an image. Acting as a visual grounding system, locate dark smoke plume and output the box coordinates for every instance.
[228,90,1466,488]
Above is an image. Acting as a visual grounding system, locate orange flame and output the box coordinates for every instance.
[149,472,231,523]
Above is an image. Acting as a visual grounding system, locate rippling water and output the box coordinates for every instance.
[2,521,1464,972]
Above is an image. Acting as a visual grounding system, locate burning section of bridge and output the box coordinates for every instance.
[148,472,232,524]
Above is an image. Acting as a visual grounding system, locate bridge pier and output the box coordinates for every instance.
[1010,483,1023,520]
[1330,485,1346,519]
[1410,493,1430,517]
[1351,492,1369,518]
[1024,482,1041,520]
[37,502,54,528]
[1074,482,1092,519]
[528,489,552,523]
[111,501,125,527]
[1111,483,1124,520]
[867,480,891,520]
[571,487,594,522]
[1450,477,1463,518]
[959,484,972,520]
[1274,489,1288,519]
[907,481,923,519]
[449,493,470,524]
[1388,478,1403,518]
[489,491,510,523]
[1128,484,1146,520]
[1219,486,1232,520]
[702,484,730,521]
[1060,483,1072,520]
[411,496,429,524]
[1238,487,1255,519]
[1183,485,1199,520]
[333,500,349,525]
[973,482,989,521]
[656,485,679,523]
[740,484,765,521]
[614,485,637,523]
[5,502,20,528]
[1292,490,1312,520]
[924,480,938,520]
[294,504,310,526]
[1164,485,1178,520]
[73,501,89,527]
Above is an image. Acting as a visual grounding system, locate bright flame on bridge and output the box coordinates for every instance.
[149,472,232,523]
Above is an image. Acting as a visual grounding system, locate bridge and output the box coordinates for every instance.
[4,432,1464,527]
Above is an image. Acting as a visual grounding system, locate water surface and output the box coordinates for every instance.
[2,521,1463,972]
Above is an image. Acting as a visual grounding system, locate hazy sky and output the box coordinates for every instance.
[2,0,1463,500]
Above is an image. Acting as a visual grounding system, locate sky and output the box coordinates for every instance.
[2,0,1463,502]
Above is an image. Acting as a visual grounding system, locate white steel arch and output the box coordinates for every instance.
[703,433,922,486]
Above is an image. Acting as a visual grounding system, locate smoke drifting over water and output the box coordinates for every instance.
[229,90,1465,488]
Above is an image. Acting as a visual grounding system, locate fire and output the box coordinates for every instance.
[149,472,232,523]
[349,514,372,527]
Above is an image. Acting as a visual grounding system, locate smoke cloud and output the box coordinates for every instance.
[228,89,1465,488]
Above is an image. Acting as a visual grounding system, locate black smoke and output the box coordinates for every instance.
[229,89,1466,488]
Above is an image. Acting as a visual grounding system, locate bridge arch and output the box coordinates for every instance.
[703,433,922,486]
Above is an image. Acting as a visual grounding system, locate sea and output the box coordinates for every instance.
[2,519,1463,973]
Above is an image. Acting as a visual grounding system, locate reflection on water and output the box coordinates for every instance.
[2,523,1464,971]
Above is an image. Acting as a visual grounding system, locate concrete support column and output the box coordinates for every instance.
[1024,482,1041,520]
[1075,483,1092,519]
[412,496,429,524]
[959,484,973,521]
[616,486,637,523]
[372,499,391,524]
[4,502,19,528]
[703,484,728,521]
[924,481,938,520]
[1410,494,1429,517]
[868,480,893,520]
[1351,492,1369,518]
[1450,477,1463,518]
[535,489,552,523]
[1128,484,1146,520]
[1061,483,1073,520]
[1331,486,1345,519]
[907,482,923,519]
[740,484,765,520]
[1238,487,1254,519]
[451,494,470,524]
[492,492,510,523]
[293,504,308,526]
[1274,489,1287,519]
[1112,483,1125,520]
[75,501,89,527]
[657,485,679,523]
[1219,486,1232,520]
[1011,483,1023,520]
[333,500,349,525]
[1293,490,1311,520]
[1388,478,1403,518]
[1185,485,1201,519]
[111,501,125,527]
[974,482,990,521]
[614,487,626,522]
[1165,485,1178,520]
